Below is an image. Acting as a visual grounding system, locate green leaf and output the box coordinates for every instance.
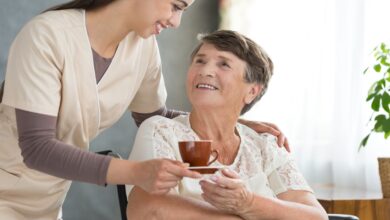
[380,79,386,87]
[374,114,386,131]
[368,83,376,94]
[368,82,378,94]
[380,43,388,53]
[372,95,381,111]
[359,134,370,150]
[374,64,382,72]
[373,79,385,93]
[385,130,390,139]
[383,118,390,133]
[381,57,390,66]
[374,122,383,132]
[386,70,390,81]
[375,114,387,121]
[382,92,390,113]
[366,93,377,101]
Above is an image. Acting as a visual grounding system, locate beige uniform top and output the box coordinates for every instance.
[0,9,166,220]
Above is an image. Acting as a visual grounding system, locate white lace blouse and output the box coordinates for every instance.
[127,115,312,200]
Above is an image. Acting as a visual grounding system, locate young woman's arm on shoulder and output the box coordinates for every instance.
[238,118,290,151]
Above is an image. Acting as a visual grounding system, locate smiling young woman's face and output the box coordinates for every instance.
[186,43,260,114]
[132,0,194,38]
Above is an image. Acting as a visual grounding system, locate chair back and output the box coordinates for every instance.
[96,150,127,220]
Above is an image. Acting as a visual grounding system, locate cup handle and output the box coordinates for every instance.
[207,150,219,166]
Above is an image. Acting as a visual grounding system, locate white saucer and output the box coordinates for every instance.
[188,166,225,174]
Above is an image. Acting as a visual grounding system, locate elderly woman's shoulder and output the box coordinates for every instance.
[139,115,188,132]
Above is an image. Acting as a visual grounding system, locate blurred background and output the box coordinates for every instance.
[1,0,390,219]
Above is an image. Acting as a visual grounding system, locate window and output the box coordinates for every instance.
[221,0,390,191]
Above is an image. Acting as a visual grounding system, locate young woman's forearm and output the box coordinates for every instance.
[16,109,111,185]
[105,158,138,185]
[127,187,242,220]
[240,194,327,220]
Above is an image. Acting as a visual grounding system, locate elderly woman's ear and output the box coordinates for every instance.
[244,84,262,104]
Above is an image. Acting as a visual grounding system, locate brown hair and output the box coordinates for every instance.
[191,30,274,115]
[45,0,113,11]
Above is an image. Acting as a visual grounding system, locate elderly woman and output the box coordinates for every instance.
[126,30,327,220]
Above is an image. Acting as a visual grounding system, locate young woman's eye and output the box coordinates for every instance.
[172,4,183,12]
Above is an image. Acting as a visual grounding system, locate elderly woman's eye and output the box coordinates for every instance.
[195,59,205,64]
[221,62,231,68]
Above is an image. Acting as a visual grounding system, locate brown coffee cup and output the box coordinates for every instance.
[178,140,219,167]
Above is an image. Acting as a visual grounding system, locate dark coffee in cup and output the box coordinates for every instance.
[178,140,219,167]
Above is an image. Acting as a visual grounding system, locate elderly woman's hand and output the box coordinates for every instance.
[199,169,254,217]
[238,119,290,152]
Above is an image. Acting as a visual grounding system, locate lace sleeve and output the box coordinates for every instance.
[268,160,313,195]
[126,116,179,195]
[129,116,178,161]
[152,123,177,160]
[256,134,312,195]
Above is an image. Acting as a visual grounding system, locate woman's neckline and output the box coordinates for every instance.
[91,47,114,61]
[183,114,244,167]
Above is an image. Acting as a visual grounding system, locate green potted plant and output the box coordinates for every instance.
[360,42,390,198]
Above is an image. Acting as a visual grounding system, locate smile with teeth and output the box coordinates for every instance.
[196,83,218,90]
[154,22,168,35]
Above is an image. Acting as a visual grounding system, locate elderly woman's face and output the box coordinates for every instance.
[186,43,260,114]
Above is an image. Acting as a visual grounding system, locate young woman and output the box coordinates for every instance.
[0,0,287,219]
